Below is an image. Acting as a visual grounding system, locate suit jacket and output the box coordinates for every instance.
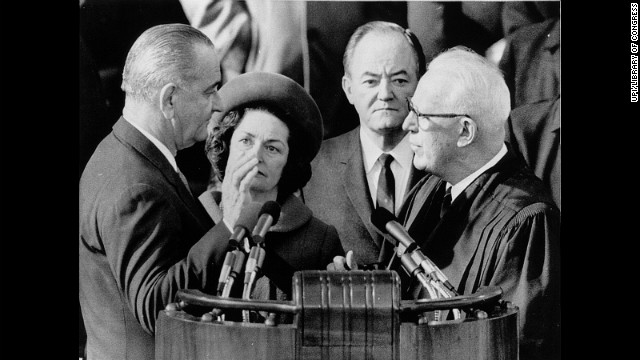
[499,17,560,108]
[400,146,561,360]
[79,117,232,360]
[303,127,428,267]
[507,96,560,210]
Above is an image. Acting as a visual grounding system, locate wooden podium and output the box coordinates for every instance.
[156,270,518,360]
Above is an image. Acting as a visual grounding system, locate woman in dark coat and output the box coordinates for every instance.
[198,72,344,321]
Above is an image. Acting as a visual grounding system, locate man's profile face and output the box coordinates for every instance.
[342,31,419,137]
[172,44,223,150]
[403,72,459,175]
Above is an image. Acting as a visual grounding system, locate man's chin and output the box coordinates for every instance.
[368,116,405,131]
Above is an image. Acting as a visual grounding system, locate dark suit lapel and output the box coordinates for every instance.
[340,129,384,248]
[404,177,445,242]
[113,117,213,229]
[400,160,429,212]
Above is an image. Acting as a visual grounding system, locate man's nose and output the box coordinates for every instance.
[402,111,417,132]
[377,79,394,101]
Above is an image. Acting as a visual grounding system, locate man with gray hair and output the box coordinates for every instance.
[400,46,560,360]
[79,23,232,359]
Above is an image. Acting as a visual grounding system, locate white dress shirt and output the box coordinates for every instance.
[449,143,508,202]
[360,128,414,215]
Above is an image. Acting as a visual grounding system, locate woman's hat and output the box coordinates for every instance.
[209,72,323,164]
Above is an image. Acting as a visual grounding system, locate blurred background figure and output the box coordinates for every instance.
[500,1,560,108]
[407,1,505,64]
[499,1,560,210]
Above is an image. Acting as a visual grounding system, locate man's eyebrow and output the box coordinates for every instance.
[390,70,409,76]
[360,70,410,78]
[361,71,381,77]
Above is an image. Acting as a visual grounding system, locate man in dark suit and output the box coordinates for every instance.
[304,21,428,269]
[79,24,236,360]
[507,96,560,210]
[400,46,560,360]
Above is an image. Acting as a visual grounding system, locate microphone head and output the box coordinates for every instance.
[260,200,281,225]
[371,207,396,233]
[236,202,264,231]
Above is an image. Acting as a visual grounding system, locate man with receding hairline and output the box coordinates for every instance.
[304,21,428,270]
[79,23,234,360]
[400,46,560,360]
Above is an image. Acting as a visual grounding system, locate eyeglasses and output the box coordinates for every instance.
[406,98,470,130]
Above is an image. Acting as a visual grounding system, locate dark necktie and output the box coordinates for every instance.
[440,185,452,219]
[376,153,395,214]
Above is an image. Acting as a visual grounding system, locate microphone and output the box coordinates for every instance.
[371,208,419,252]
[251,201,281,245]
[371,208,459,296]
[377,225,393,270]
[222,249,245,297]
[218,202,263,296]
[217,251,236,295]
[239,201,280,321]
[228,202,263,250]
[242,246,266,322]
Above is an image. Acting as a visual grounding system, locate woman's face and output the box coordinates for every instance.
[226,109,290,195]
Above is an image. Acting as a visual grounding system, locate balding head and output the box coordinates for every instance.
[343,21,426,80]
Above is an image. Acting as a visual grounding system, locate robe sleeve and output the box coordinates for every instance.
[490,202,561,360]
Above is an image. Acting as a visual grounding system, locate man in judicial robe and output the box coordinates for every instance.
[79,24,235,360]
[399,47,560,360]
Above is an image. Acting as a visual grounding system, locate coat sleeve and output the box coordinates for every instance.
[101,184,231,334]
[489,203,561,360]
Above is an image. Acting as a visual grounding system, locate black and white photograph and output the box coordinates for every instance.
[78,1,561,359]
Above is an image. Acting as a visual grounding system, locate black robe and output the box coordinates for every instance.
[399,146,561,360]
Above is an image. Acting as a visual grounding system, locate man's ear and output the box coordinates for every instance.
[159,83,178,119]
[341,75,354,105]
[457,117,477,147]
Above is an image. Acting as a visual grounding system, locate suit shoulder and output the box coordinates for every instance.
[316,130,357,159]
